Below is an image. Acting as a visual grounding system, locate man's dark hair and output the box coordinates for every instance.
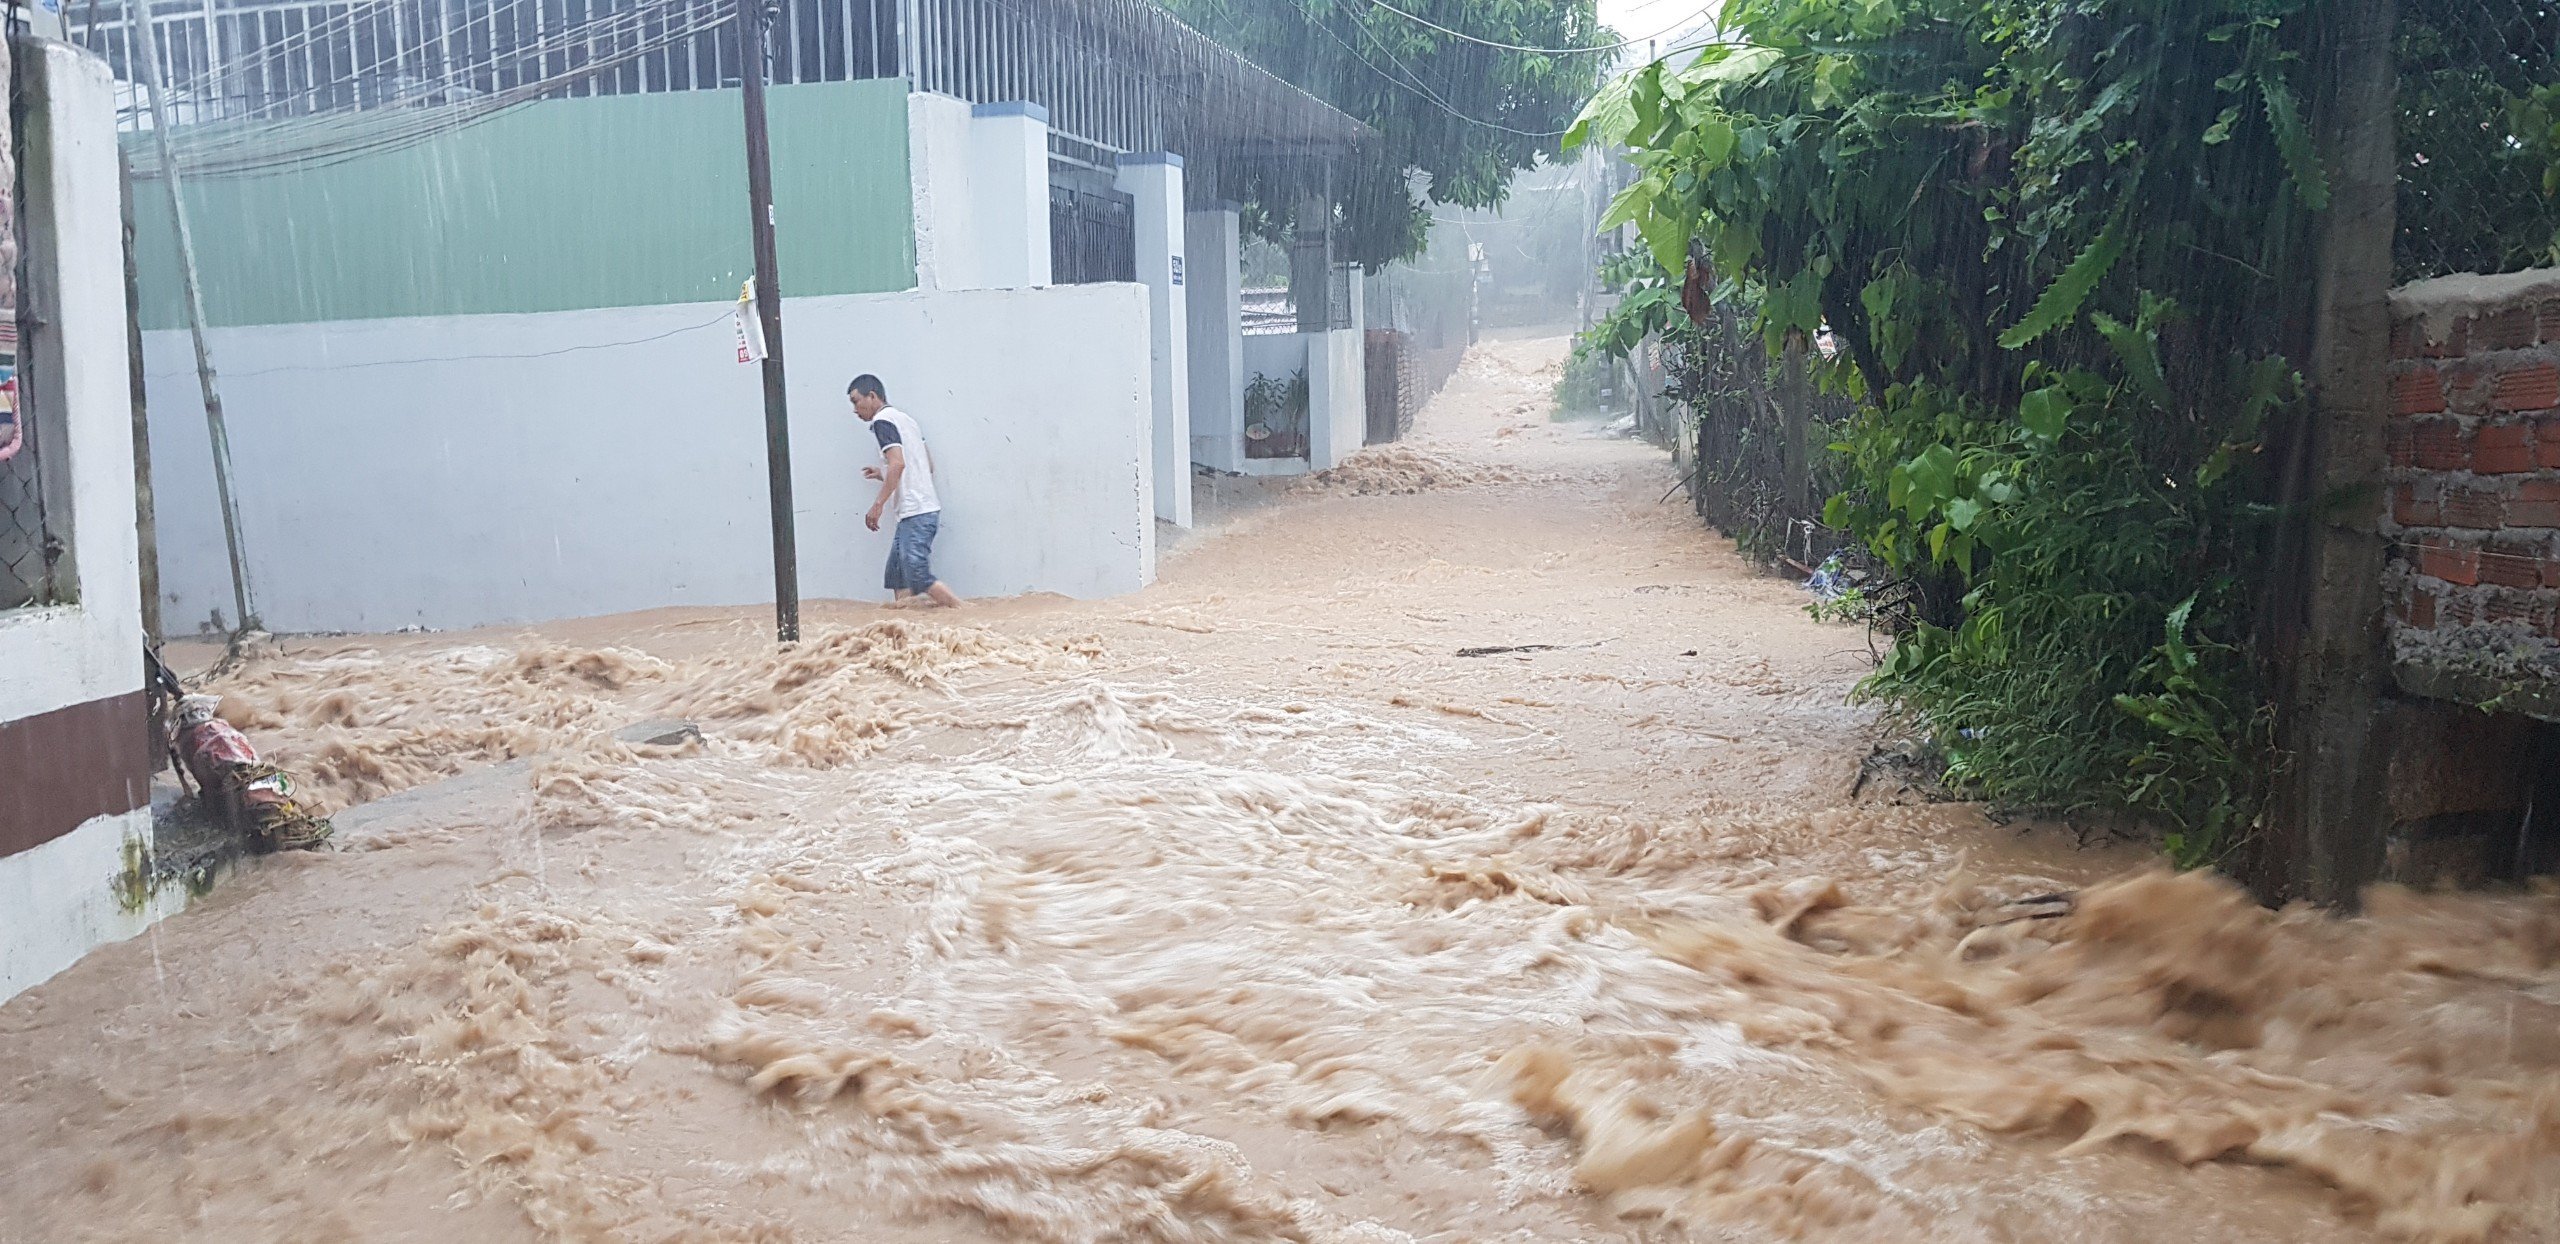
[848,374,888,401]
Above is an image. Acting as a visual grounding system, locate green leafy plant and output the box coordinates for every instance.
[1570,0,2339,863]
[1244,369,1311,458]
[1552,341,1613,417]
[1806,585,1871,625]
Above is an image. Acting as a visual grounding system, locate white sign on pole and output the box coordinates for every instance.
[734,280,767,364]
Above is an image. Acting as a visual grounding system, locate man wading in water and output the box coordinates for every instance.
[850,374,964,609]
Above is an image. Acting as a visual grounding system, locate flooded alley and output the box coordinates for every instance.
[3,339,2556,1243]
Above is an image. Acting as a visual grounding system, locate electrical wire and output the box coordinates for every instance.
[144,310,735,381]
[1348,0,1730,56]
[1309,8,1572,138]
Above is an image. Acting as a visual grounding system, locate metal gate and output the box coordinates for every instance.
[1049,184,1134,285]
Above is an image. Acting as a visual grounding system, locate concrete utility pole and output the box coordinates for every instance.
[737,0,800,644]
[132,0,256,633]
[2263,0,2398,906]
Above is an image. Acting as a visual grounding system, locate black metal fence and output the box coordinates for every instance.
[2396,0,2560,281]
[0,38,56,615]
[1049,183,1134,285]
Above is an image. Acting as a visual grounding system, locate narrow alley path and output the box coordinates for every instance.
[1,338,2553,1243]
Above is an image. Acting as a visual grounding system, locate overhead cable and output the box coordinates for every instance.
[1310,10,1573,138]
[1347,0,1730,55]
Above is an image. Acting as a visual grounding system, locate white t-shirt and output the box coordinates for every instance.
[868,406,941,520]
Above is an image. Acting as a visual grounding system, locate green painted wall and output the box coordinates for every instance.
[134,79,914,329]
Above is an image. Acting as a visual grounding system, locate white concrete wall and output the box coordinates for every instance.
[1115,154,1188,528]
[140,284,1156,633]
[1308,327,1368,472]
[1,809,160,1001]
[970,103,1051,289]
[908,92,1052,292]
[1,39,168,1004]
[1184,205,1244,474]
[906,92,978,292]
[1243,333,1308,391]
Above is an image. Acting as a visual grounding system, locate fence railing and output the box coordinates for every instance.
[1048,183,1133,285]
[2395,0,2560,282]
[0,44,56,615]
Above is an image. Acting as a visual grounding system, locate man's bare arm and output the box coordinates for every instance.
[867,445,906,530]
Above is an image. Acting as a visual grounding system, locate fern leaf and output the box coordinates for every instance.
[1997,220,2127,350]
[2259,71,2330,211]
[2093,311,2176,412]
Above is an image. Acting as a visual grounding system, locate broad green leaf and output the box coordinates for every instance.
[1695,117,1737,169]
[1564,71,1639,152]
[1997,220,2127,350]
[1677,44,1781,90]
[2203,104,2241,145]
[1638,207,1693,275]
[2259,71,2330,210]
[1945,497,1984,531]
[1631,65,1665,138]
[1597,180,1655,233]
[2018,385,2071,440]
[1906,443,1959,503]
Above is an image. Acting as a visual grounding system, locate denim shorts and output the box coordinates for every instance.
[886,511,940,593]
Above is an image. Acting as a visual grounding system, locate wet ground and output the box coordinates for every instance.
[3,338,2556,1242]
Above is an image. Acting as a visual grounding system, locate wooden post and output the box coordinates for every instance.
[737,0,800,644]
[131,0,255,633]
[119,148,159,645]
[2262,0,2397,906]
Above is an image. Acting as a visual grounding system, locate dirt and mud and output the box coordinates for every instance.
[3,337,2555,1243]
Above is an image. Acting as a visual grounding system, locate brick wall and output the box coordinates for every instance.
[2382,271,2560,720]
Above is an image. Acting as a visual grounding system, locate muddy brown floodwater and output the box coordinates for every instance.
[4,337,2558,1243]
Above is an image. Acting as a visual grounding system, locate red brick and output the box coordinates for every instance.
[2494,363,2560,413]
[2420,537,2483,585]
[2474,422,2536,474]
[2512,480,2560,527]
[2393,483,2441,526]
[2443,593,2483,627]
[2391,320,2420,360]
[2443,486,2507,529]
[2477,308,2539,350]
[2393,368,2447,415]
[2386,422,2416,466]
[2421,319,2470,359]
[2411,418,2466,471]
[2403,588,2438,630]
[2541,300,2560,345]
[2482,539,2548,588]
[2538,415,2560,469]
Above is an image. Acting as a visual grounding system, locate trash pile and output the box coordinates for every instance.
[173,693,334,853]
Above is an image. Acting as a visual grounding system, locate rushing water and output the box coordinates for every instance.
[1,338,2552,1243]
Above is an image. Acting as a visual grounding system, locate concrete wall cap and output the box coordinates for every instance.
[970,100,1049,123]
